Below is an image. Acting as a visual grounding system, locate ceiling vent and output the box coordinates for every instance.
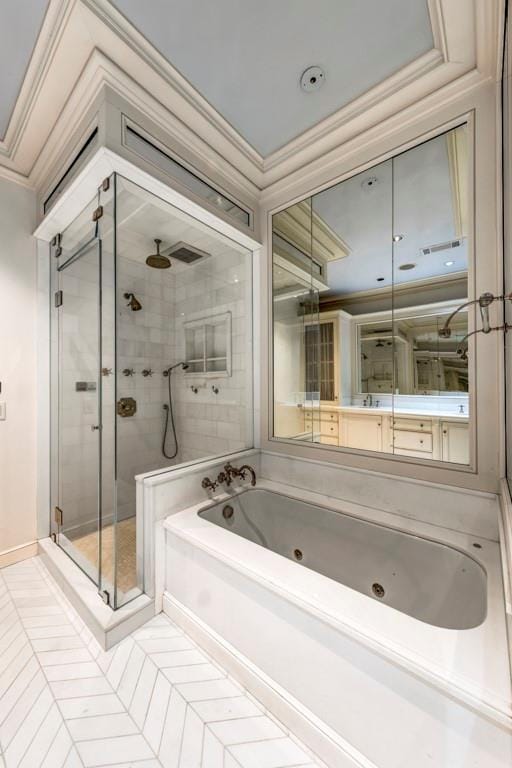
[421,238,463,256]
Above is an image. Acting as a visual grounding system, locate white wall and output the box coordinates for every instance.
[0,177,37,563]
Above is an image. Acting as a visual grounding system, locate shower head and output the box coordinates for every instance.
[146,238,171,269]
[124,292,142,311]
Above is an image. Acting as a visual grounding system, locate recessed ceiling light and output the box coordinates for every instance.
[398,263,416,271]
[393,234,404,243]
[444,260,455,267]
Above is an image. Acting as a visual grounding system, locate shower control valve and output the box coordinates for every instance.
[123,368,135,377]
[141,369,153,377]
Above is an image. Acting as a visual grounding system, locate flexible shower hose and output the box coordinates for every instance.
[162,370,179,460]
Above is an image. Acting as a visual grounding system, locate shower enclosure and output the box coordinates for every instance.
[50,174,253,608]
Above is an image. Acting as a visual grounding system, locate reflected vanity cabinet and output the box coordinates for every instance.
[339,411,469,464]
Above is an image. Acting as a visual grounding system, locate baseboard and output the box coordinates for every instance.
[163,591,376,768]
[0,541,38,568]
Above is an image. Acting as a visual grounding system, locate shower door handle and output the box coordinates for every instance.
[91,425,101,431]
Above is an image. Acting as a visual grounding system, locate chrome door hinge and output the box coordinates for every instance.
[54,506,63,526]
[92,205,103,222]
[100,590,110,606]
[54,290,63,307]
[102,177,110,192]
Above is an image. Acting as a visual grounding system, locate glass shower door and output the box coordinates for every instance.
[55,239,102,585]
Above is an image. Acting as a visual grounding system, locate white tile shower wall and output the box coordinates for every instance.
[117,245,253,520]
[171,247,253,465]
[116,255,176,521]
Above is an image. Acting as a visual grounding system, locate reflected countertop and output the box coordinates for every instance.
[336,405,469,421]
[281,402,469,421]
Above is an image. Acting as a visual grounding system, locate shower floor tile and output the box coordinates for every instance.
[69,517,137,595]
[0,557,324,768]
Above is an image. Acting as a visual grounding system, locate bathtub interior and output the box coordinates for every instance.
[198,488,487,630]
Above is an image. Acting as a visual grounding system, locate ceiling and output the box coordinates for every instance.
[109,0,434,157]
[0,1,49,140]
[313,128,468,296]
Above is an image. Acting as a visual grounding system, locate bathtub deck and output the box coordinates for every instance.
[0,557,322,768]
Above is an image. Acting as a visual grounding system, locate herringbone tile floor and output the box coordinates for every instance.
[0,557,322,768]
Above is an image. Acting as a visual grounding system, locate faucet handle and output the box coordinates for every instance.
[217,471,232,487]
[201,477,218,492]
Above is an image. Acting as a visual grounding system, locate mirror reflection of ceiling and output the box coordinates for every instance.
[313,127,468,296]
[0,0,50,139]
[110,0,433,156]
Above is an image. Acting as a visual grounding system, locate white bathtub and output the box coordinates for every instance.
[163,479,511,768]
[199,488,486,630]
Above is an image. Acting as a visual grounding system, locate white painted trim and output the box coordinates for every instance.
[34,146,262,251]
[163,592,375,768]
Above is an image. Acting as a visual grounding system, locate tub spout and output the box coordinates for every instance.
[223,462,256,487]
[239,464,256,486]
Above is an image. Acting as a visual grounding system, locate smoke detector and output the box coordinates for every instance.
[300,66,325,92]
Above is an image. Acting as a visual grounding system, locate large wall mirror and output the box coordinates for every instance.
[272,124,471,465]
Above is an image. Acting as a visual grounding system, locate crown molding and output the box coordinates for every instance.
[0,0,502,196]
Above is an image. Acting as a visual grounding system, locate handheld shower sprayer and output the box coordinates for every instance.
[162,362,189,460]
[163,361,189,376]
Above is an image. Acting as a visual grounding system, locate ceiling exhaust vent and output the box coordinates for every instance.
[421,238,463,256]
[163,242,211,265]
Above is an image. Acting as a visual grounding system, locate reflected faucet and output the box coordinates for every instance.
[439,292,512,359]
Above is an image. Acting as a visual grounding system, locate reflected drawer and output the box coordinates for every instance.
[303,409,338,422]
[393,418,432,432]
[321,423,339,437]
[321,411,338,422]
[393,430,432,452]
